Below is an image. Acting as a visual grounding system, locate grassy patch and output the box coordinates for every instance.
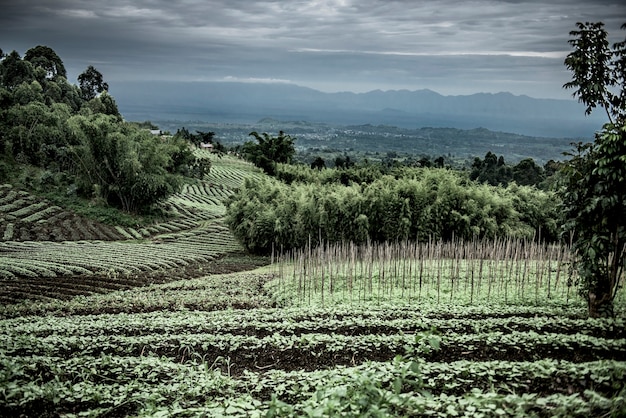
[39,188,170,227]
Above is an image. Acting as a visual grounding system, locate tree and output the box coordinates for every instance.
[0,50,34,89]
[470,152,512,186]
[560,21,626,318]
[78,65,109,100]
[24,46,66,80]
[512,158,545,186]
[81,91,121,119]
[67,114,184,213]
[334,155,354,169]
[418,156,432,168]
[193,130,215,147]
[311,156,326,170]
[0,46,193,214]
[243,131,295,175]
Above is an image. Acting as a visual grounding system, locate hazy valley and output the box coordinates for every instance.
[110,81,607,163]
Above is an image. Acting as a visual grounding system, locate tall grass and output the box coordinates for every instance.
[270,238,582,307]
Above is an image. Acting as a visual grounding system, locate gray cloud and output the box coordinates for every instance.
[1,0,624,98]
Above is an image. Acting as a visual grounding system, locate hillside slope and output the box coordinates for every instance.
[0,152,268,303]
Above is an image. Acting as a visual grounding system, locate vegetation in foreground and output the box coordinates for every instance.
[1,264,625,417]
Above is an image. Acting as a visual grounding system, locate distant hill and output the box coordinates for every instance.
[110,81,607,139]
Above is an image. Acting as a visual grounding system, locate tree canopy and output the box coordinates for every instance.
[0,45,197,214]
[560,21,626,318]
[242,131,296,175]
[78,65,109,100]
[24,45,67,80]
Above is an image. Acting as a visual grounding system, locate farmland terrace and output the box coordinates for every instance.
[0,152,270,304]
[0,151,625,417]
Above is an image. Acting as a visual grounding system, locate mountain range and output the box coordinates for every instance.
[109,81,607,139]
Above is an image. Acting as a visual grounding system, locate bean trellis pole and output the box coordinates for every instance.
[277,238,576,306]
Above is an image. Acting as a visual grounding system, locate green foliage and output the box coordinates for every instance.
[173,127,226,157]
[129,120,159,130]
[23,45,67,80]
[512,158,546,186]
[564,22,626,123]
[0,46,198,214]
[162,135,198,176]
[243,131,296,175]
[470,153,549,188]
[0,51,34,89]
[226,166,558,254]
[81,91,121,118]
[334,154,356,169]
[194,130,215,146]
[77,65,109,100]
[559,126,626,317]
[560,22,626,317]
[275,162,385,186]
[0,298,623,416]
[470,152,508,185]
[67,113,184,212]
[310,156,326,170]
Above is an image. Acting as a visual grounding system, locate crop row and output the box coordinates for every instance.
[0,290,591,320]
[0,185,127,241]
[3,309,622,339]
[0,225,240,281]
[0,270,275,317]
[1,353,624,417]
[174,182,229,203]
[0,257,92,279]
[0,183,20,200]
[192,152,264,187]
[207,163,265,190]
[0,185,34,208]
[163,197,226,222]
[3,218,126,241]
[3,355,623,403]
[264,386,625,418]
[244,358,626,402]
[3,330,624,369]
[5,200,49,218]
[0,243,189,277]
[180,182,232,201]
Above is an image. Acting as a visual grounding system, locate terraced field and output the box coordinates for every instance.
[0,153,267,303]
[1,151,624,416]
[0,185,127,242]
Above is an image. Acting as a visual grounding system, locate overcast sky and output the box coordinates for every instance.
[1,0,624,99]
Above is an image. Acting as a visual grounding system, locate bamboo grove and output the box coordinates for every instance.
[225,163,560,255]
